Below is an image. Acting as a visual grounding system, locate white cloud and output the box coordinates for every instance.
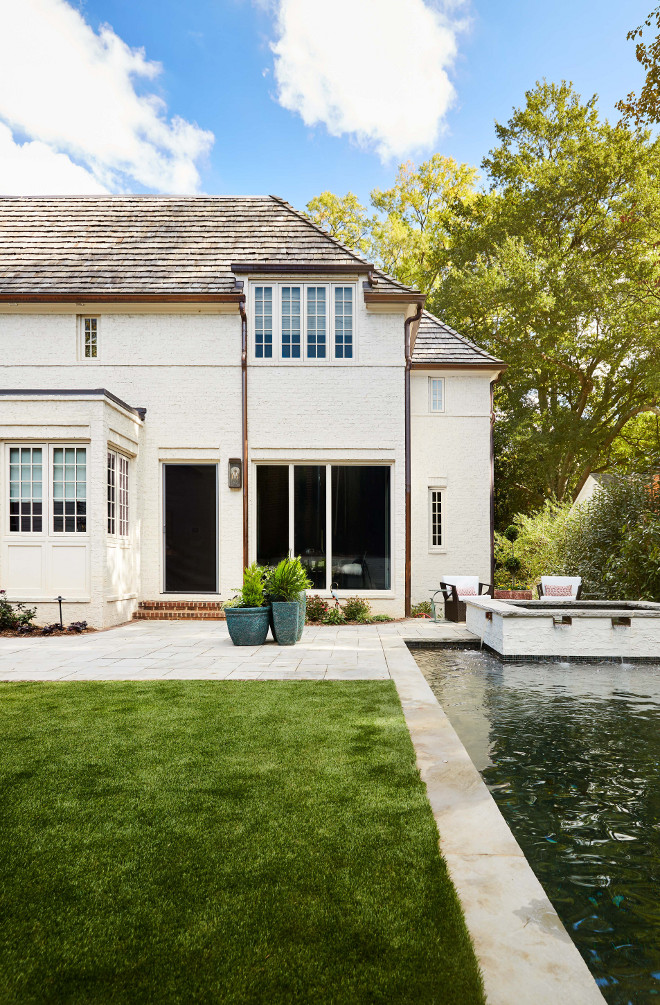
[269,0,465,161]
[0,0,214,194]
[0,123,107,194]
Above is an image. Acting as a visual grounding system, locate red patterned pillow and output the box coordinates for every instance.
[458,587,477,596]
[544,584,573,597]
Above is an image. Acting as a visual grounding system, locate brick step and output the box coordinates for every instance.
[133,600,226,621]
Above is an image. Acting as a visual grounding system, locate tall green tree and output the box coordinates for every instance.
[617,5,660,126]
[437,82,660,518]
[305,154,477,294]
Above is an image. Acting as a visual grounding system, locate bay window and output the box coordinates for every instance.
[7,445,87,535]
[108,450,129,537]
[256,464,391,590]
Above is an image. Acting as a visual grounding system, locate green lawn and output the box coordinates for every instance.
[0,682,484,1004]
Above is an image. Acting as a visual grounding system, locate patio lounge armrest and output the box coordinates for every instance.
[478,583,494,596]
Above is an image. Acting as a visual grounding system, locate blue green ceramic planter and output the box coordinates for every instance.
[272,602,299,646]
[225,606,270,646]
[296,591,307,642]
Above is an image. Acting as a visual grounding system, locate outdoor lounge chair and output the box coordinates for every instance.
[432,576,494,623]
[536,576,582,600]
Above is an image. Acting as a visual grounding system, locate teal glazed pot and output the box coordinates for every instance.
[296,591,307,642]
[271,602,300,646]
[225,606,270,646]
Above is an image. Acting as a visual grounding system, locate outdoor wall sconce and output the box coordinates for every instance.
[228,459,242,489]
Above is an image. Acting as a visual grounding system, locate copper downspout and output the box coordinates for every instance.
[239,298,248,570]
[405,302,423,618]
[489,374,502,587]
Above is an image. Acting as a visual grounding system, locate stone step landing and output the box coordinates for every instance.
[133,600,226,621]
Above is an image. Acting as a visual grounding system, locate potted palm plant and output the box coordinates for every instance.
[224,563,270,646]
[265,557,311,646]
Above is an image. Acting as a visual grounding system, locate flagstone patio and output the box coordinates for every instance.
[0,618,474,681]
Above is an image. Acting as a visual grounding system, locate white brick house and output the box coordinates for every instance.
[0,196,504,627]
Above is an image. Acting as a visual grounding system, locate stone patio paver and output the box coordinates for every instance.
[0,619,471,681]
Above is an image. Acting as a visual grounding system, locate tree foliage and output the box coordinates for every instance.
[305,154,477,295]
[562,479,660,600]
[494,499,574,590]
[617,5,660,126]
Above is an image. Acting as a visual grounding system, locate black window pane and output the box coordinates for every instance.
[54,517,63,532]
[33,502,42,515]
[21,516,30,532]
[10,502,18,515]
[21,502,30,514]
[65,517,75,532]
[54,502,63,515]
[294,466,326,589]
[65,501,75,515]
[33,517,42,532]
[10,516,18,532]
[331,466,390,590]
[77,517,86,532]
[77,502,86,515]
[256,466,289,569]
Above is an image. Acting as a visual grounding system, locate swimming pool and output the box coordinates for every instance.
[413,647,660,1005]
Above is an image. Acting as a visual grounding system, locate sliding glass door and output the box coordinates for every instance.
[256,464,391,591]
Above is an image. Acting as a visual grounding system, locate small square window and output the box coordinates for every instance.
[429,377,444,412]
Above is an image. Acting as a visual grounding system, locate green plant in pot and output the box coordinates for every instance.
[224,564,270,646]
[265,557,311,645]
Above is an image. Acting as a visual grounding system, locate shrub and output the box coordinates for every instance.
[322,606,346,625]
[305,595,329,623]
[411,601,432,618]
[494,499,574,589]
[562,478,660,600]
[265,557,312,603]
[68,621,88,633]
[371,614,394,622]
[226,563,267,608]
[342,596,371,622]
[0,590,36,631]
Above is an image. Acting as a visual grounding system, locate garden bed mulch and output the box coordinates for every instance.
[0,626,96,639]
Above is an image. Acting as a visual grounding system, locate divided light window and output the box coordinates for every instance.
[252,284,355,361]
[256,464,391,591]
[429,377,444,412]
[108,450,129,536]
[429,489,443,549]
[53,447,86,533]
[83,317,98,358]
[9,447,42,532]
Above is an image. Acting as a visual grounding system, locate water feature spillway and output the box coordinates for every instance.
[465,598,660,661]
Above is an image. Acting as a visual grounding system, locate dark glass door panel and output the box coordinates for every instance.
[332,466,390,590]
[164,465,217,592]
[256,465,289,568]
[294,465,326,589]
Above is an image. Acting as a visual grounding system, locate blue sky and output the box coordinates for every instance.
[0,0,651,208]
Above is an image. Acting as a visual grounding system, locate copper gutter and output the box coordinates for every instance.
[0,293,245,303]
[239,298,249,570]
[404,302,423,618]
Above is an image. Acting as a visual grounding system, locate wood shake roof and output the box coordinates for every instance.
[0,194,501,367]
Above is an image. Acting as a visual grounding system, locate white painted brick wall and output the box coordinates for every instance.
[0,307,496,624]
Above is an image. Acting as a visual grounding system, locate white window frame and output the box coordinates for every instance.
[428,488,444,552]
[428,377,445,413]
[78,316,100,361]
[249,282,357,363]
[107,449,129,539]
[5,444,89,538]
[7,444,45,535]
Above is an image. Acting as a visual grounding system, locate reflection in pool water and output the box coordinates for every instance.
[413,648,660,1005]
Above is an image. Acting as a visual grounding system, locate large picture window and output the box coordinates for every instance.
[256,464,391,591]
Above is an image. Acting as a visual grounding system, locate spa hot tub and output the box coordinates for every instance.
[464,597,660,661]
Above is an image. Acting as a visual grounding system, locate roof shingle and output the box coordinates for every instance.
[412,310,503,367]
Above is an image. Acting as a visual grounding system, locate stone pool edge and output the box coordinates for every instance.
[386,639,606,1005]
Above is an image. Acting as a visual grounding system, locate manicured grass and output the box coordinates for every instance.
[0,682,484,1004]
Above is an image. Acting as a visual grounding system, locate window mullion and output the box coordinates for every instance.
[288,464,294,558]
[326,463,332,592]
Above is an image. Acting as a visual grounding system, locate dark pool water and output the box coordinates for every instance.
[413,648,660,1005]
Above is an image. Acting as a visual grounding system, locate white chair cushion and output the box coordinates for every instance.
[539,576,581,600]
[442,575,480,598]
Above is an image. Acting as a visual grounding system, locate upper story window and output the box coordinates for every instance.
[252,284,355,362]
[429,377,444,412]
[78,316,99,360]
